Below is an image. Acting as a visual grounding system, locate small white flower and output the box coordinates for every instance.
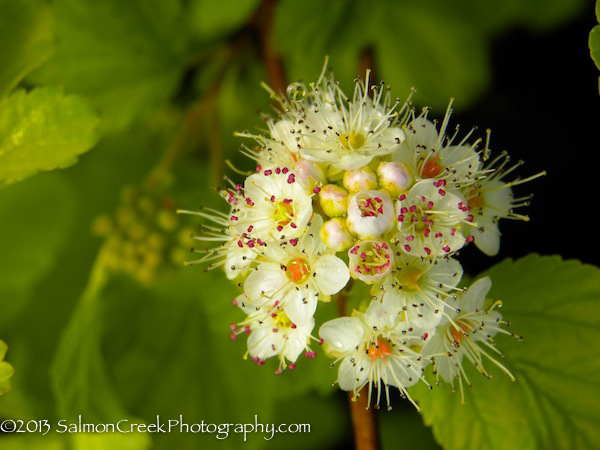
[348,240,394,284]
[319,305,432,409]
[235,170,313,243]
[422,277,517,402]
[231,294,315,374]
[178,202,259,280]
[234,132,297,170]
[243,215,350,325]
[460,151,546,256]
[268,118,306,154]
[280,70,408,170]
[347,190,396,239]
[393,102,484,188]
[394,180,471,257]
[376,254,464,329]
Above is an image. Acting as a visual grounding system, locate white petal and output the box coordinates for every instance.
[365,296,403,331]
[461,277,492,312]
[470,218,501,256]
[283,319,314,361]
[338,355,368,391]
[314,254,350,295]
[244,263,287,302]
[248,327,280,359]
[319,317,365,353]
[283,287,318,326]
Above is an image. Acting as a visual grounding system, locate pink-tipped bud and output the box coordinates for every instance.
[319,184,349,218]
[343,167,378,193]
[377,161,414,196]
[320,218,355,252]
[294,159,326,190]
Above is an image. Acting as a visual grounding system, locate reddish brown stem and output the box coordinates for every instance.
[255,0,287,95]
[359,46,377,84]
[349,387,380,450]
[335,285,380,450]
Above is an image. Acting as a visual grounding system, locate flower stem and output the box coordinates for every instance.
[348,387,380,450]
[255,0,287,95]
[335,285,381,450]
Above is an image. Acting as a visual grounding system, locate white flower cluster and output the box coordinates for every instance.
[182,64,543,409]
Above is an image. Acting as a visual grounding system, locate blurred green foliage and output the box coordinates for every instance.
[0,0,596,449]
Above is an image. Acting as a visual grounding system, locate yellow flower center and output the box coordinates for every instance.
[339,131,366,150]
[397,267,424,291]
[274,201,294,226]
[274,311,293,329]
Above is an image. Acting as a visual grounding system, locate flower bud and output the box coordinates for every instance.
[348,240,394,284]
[377,161,414,196]
[320,218,355,252]
[346,190,395,239]
[343,167,378,193]
[319,184,349,217]
[294,159,326,190]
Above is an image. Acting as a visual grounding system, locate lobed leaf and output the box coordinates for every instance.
[0,87,99,188]
[30,0,190,131]
[410,255,600,450]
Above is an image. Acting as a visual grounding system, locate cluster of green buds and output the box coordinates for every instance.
[93,183,194,284]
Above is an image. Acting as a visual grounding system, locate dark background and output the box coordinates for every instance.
[458,8,599,274]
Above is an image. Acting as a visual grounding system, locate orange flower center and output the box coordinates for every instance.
[421,155,443,178]
[368,337,392,361]
[286,258,310,283]
[450,321,471,345]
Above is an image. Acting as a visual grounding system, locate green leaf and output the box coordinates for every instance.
[0,87,99,188]
[374,3,489,110]
[30,0,189,131]
[216,61,271,161]
[0,174,74,328]
[410,255,600,450]
[188,0,261,42]
[0,341,14,395]
[71,432,151,450]
[274,0,489,110]
[0,0,54,98]
[100,270,277,450]
[51,256,129,423]
[433,0,587,35]
[0,434,66,450]
[590,1,600,89]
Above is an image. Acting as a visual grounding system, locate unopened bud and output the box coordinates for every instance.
[294,159,326,190]
[319,184,348,217]
[377,161,414,196]
[320,218,355,252]
[343,167,378,193]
